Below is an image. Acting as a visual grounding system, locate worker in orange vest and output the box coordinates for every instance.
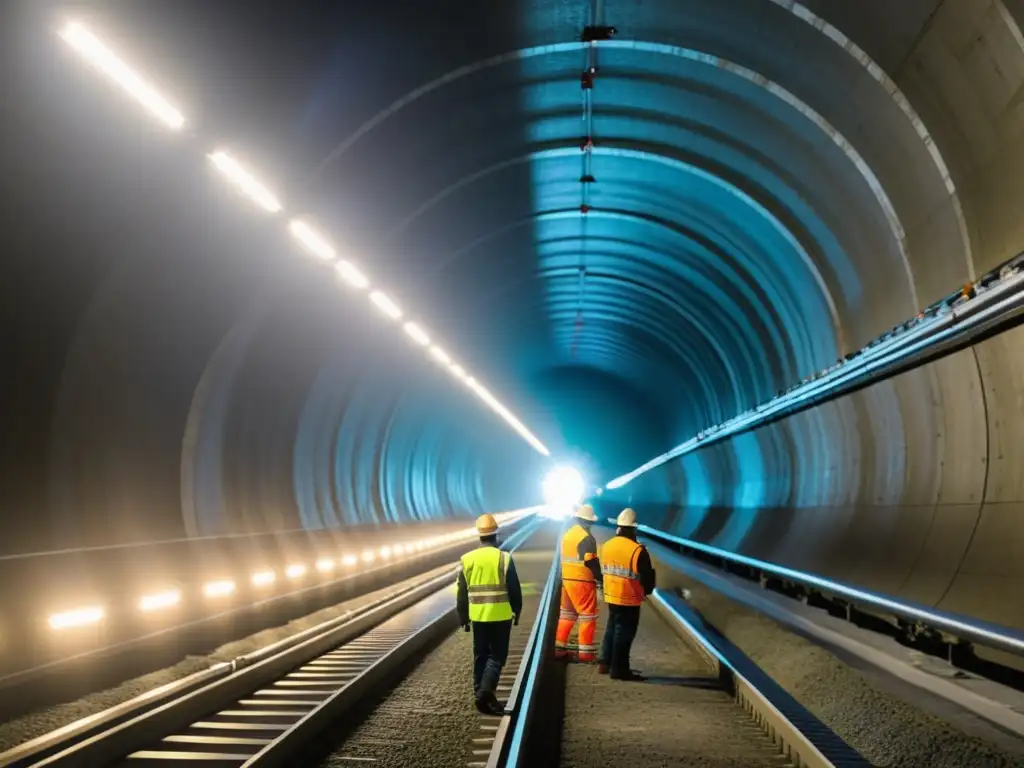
[598,508,656,681]
[554,503,601,662]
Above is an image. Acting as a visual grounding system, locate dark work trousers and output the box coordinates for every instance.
[599,604,641,675]
[472,619,512,695]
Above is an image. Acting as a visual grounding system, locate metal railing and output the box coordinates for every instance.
[640,525,1024,659]
[607,251,1024,490]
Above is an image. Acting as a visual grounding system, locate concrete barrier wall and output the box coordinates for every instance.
[0,515,527,684]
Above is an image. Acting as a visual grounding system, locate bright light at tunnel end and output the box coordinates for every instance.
[541,465,586,518]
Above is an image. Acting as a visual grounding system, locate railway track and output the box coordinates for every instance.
[487,544,870,768]
[1,515,870,768]
[0,518,548,768]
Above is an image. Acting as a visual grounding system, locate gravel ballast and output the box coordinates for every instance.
[654,550,1024,767]
[0,564,454,754]
[560,603,783,768]
[318,548,555,767]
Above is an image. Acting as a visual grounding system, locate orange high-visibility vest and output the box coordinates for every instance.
[561,524,597,583]
[601,536,645,606]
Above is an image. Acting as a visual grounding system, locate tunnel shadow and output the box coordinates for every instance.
[642,674,723,689]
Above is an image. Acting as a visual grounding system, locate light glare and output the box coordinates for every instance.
[404,322,430,346]
[58,21,185,130]
[342,554,358,567]
[542,465,586,510]
[335,261,370,289]
[316,558,335,573]
[289,220,335,262]
[252,570,276,587]
[48,605,104,631]
[286,564,307,579]
[208,151,282,213]
[203,580,236,598]
[139,589,181,612]
[369,291,402,320]
[429,346,451,365]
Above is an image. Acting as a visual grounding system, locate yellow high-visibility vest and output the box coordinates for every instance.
[601,536,645,606]
[461,546,513,622]
[561,524,597,583]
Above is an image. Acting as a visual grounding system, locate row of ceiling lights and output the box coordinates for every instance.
[57,19,550,457]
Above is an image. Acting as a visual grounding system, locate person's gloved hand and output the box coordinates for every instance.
[462,623,471,633]
[513,614,520,626]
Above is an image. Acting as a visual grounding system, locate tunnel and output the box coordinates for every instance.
[3,0,1024,680]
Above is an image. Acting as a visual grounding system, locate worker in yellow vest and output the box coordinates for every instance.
[456,513,523,714]
[554,503,601,662]
[598,508,656,681]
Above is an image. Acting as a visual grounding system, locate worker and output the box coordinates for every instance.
[554,503,601,662]
[598,508,656,681]
[456,513,523,714]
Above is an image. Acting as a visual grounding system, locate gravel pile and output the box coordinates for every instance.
[662,562,1024,767]
[0,565,452,754]
[560,605,782,768]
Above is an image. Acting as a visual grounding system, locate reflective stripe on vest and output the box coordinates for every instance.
[561,524,596,583]
[601,536,645,606]
[461,546,513,622]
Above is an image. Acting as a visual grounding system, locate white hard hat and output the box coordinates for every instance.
[616,508,638,527]
[575,504,598,522]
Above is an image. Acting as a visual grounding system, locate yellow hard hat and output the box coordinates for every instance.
[616,508,638,527]
[475,513,499,536]
[575,504,598,522]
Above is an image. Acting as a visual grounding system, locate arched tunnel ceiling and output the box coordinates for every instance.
[3,0,1024,612]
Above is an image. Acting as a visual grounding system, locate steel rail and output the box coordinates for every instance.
[639,525,1024,660]
[483,543,560,768]
[7,517,539,767]
[650,589,868,768]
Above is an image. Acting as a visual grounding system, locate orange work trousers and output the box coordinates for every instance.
[554,580,598,662]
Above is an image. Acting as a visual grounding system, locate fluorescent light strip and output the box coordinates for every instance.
[335,260,370,289]
[48,605,104,630]
[289,219,335,262]
[370,291,402,320]
[404,322,430,346]
[58,21,185,130]
[57,21,549,458]
[208,150,282,213]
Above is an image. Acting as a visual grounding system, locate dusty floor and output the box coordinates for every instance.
[319,548,555,767]
[559,604,784,768]
[0,564,453,754]
[655,553,1024,768]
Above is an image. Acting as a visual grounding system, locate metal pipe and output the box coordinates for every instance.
[640,525,1024,658]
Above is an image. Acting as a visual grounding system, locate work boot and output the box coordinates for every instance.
[610,670,646,682]
[597,664,609,675]
[476,690,503,715]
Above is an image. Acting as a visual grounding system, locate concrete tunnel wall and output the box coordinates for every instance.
[4,0,1024,646]
[595,0,1024,635]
